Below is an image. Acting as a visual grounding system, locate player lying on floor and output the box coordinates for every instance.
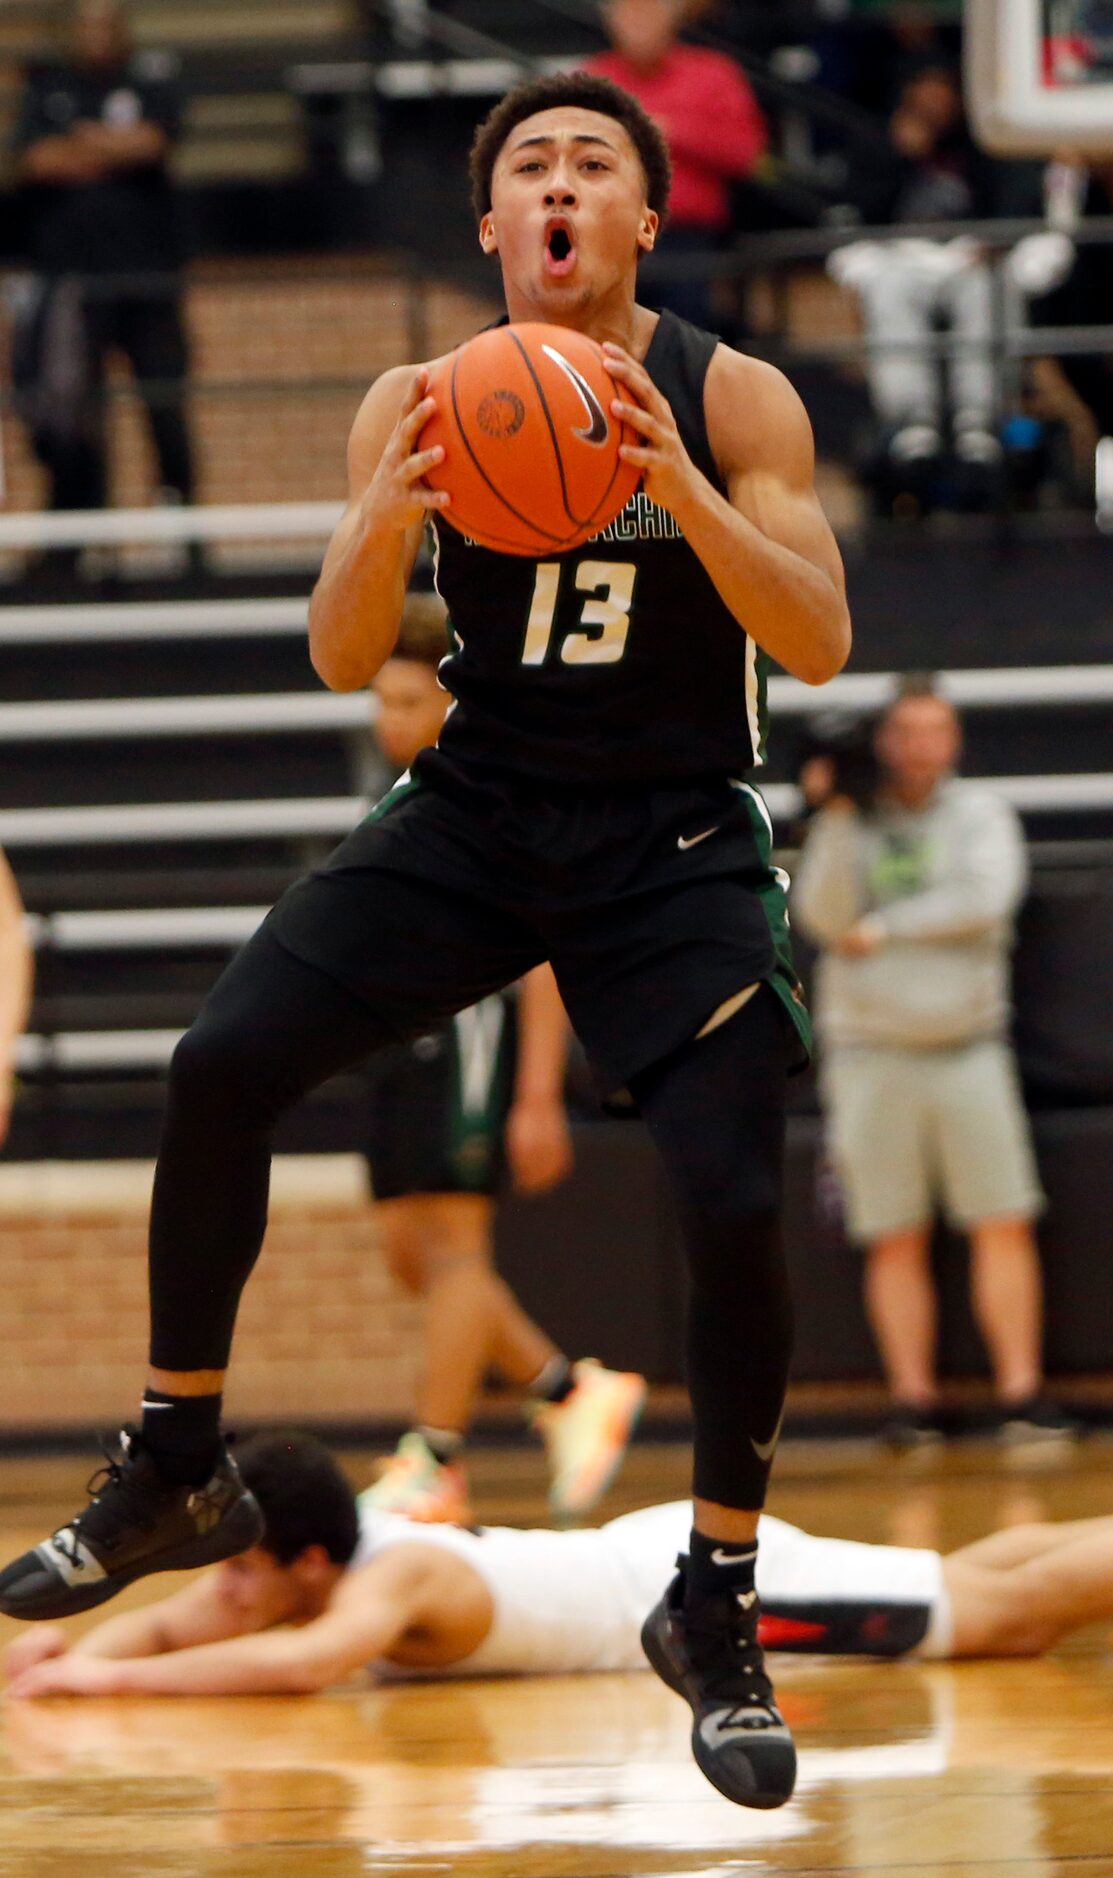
[5,1430,1109,1697]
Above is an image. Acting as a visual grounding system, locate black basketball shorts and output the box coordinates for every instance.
[266,750,810,1095]
[364,993,517,1200]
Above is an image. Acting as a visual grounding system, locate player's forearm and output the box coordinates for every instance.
[672,479,850,685]
[514,965,569,1103]
[107,1630,341,1695]
[72,1606,172,1660]
[309,518,411,692]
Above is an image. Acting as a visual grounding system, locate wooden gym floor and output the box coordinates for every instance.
[0,1435,1111,1876]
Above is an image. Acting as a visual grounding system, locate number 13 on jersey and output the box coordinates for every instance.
[521,560,638,668]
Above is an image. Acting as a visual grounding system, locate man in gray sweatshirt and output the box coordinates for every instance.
[793,681,1071,1449]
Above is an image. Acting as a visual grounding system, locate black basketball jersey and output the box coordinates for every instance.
[430,310,769,787]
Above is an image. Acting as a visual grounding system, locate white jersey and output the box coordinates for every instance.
[351,1502,949,1677]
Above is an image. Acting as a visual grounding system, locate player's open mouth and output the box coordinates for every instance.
[544,219,577,277]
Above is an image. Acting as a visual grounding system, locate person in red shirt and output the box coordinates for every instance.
[587,0,766,329]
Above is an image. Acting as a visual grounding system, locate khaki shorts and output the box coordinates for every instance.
[823,1040,1044,1242]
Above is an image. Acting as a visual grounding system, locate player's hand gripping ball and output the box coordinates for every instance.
[420,323,642,556]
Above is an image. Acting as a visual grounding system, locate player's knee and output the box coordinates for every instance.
[684,1200,785,1292]
[167,1016,262,1118]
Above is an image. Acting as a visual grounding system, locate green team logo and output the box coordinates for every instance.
[870,833,935,902]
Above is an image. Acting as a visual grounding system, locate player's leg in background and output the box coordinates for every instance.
[943,1515,1113,1656]
[366,1189,563,1521]
[630,985,798,1809]
[368,1187,645,1522]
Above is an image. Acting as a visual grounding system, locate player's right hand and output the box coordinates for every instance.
[358,368,451,535]
[3,1625,68,1684]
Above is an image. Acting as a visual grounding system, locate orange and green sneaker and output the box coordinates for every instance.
[357,1432,472,1525]
[534,1358,647,1521]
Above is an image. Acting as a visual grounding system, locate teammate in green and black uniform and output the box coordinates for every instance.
[361,604,646,1527]
[0,70,851,1812]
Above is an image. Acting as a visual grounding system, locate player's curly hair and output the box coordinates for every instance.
[469,71,671,228]
[235,1430,360,1566]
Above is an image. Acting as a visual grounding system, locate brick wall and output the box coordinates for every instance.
[0,258,498,513]
[0,1157,424,1431]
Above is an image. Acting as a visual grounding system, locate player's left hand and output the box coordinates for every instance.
[8,1653,122,1699]
[603,342,703,520]
[506,1097,574,1195]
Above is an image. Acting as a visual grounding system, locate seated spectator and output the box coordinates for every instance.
[11,0,194,542]
[586,0,767,330]
[1014,160,1113,475]
[828,62,1023,508]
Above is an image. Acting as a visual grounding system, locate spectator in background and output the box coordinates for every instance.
[829,61,1021,507]
[0,848,33,1152]
[792,681,1075,1451]
[1017,160,1113,463]
[586,0,767,330]
[359,601,645,1527]
[12,0,194,538]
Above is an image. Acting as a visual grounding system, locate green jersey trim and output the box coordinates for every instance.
[363,770,422,828]
[731,778,812,1060]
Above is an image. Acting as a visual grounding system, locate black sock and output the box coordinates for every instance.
[529,1354,575,1405]
[415,1425,464,1467]
[685,1528,758,1609]
[140,1389,223,1485]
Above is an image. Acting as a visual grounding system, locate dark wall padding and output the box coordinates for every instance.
[1013,871,1113,1103]
[496,1107,1113,1385]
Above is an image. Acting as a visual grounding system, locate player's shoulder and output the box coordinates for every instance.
[705,343,814,468]
[707,343,808,423]
[347,353,451,475]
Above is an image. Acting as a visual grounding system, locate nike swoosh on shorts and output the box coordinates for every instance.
[677,826,719,850]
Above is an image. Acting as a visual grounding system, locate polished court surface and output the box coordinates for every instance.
[0,1435,1111,1876]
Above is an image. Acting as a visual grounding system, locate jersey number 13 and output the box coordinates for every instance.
[521,560,638,668]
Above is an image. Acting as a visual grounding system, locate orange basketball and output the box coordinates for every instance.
[420,323,642,556]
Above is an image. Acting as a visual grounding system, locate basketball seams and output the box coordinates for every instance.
[447,346,569,552]
[433,325,639,556]
[508,328,578,530]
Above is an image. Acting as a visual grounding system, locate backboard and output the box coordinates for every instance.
[966,0,1113,153]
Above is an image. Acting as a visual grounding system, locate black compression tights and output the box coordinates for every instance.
[630,987,793,1511]
[149,926,398,1371]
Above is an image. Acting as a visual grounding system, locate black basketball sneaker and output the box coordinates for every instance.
[641,1562,797,1809]
[0,1429,263,1621]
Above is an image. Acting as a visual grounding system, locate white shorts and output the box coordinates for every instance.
[601,1504,951,1660]
[823,1039,1044,1240]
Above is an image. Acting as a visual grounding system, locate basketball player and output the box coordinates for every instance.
[363,604,646,1524]
[7,1431,1112,1700]
[0,71,851,1810]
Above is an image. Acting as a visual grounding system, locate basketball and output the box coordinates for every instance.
[420,323,642,556]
